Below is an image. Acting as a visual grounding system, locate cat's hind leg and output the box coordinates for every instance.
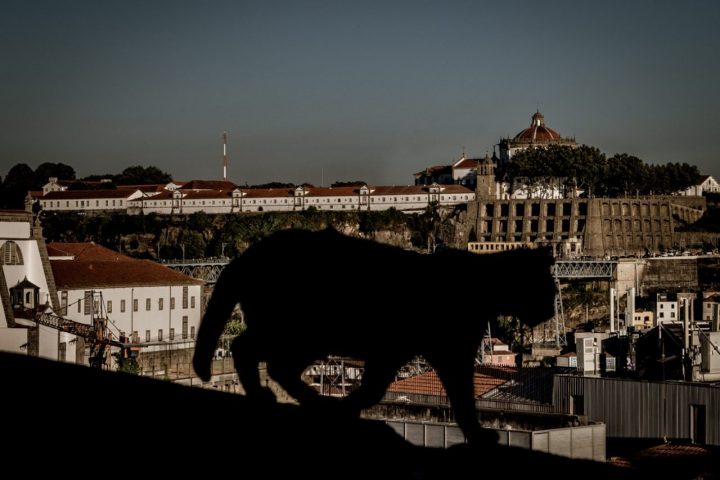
[266,355,323,405]
[431,352,499,446]
[231,330,275,403]
[342,357,404,415]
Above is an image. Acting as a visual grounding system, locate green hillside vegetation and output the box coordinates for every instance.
[504,145,700,197]
[39,207,449,259]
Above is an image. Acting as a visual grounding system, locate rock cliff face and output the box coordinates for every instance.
[42,207,470,260]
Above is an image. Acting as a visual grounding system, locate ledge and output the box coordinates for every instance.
[0,353,710,478]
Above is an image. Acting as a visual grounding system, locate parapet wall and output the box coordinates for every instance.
[467,196,706,257]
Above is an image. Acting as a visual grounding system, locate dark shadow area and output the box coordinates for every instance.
[1,353,641,479]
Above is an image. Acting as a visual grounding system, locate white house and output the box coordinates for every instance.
[681,175,720,196]
[0,209,62,360]
[655,292,678,325]
[40,188,143,212]
[48,242,205,364]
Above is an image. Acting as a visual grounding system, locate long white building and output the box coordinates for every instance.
[36,178,475,215]
[48,243,205,361]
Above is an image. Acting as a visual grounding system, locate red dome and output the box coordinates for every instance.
[513,111,561,142]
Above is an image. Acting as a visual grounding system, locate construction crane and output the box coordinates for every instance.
[31,294,141,369]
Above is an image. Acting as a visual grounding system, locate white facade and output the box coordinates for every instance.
[40,189,142,212]
[35,180,475,215]
[656,293,678,325]
[681,175,720,196]
[58,284,203,358]
[0,211,61,361]
[48,242,205,365]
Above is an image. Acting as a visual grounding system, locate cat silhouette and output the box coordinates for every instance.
[193,228,556,445]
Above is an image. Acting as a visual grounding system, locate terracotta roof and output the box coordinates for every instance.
[241,188,294,198]
[453,158,480,170]
[180,180,238,190]
[47,242,132,261]
[52,260,204,289]
[43,189,137,200]
[512,111,567,143]
[29,190,44,199]
[49,243,204,288]
[179,190,233,200]
[387,371,506,398]
[305,186,359,197]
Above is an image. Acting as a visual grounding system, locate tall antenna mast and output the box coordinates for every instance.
[223,131,228,181]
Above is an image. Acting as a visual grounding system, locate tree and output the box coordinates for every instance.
[33,162,76,187]
[115,165,172,185]
[1,163,35,208]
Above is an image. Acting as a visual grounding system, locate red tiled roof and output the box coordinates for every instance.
[179,190,233,200]
[49,243,203,288]
[43,189,137,200]
[29,190,43,199]
[453,158,479,170]
[180,180,238,190]
[305,186,359,197]
[514,125,561,142]
[47,242,131,261]
[52,260,204,289]
[387,371,506,398]
[241,188,294,198]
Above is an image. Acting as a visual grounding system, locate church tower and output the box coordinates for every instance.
[475,154,497,200]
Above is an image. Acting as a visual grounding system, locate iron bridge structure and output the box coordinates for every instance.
[161,257,230,284]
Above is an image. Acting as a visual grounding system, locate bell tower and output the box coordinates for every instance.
[475,154,497,200]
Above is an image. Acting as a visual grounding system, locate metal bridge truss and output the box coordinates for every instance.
[552,260,617,279]
[162,258,230,283]
[545,260,617,348]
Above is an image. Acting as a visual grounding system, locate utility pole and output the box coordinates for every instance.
[223,131,228,181]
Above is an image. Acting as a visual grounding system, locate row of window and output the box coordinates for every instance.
[72,287,195,315]
[483,202,589,217]
[43,199,124,208]
[44,194,472,210]
[126,317,194,342]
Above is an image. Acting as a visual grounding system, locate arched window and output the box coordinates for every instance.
[0,241,23,265]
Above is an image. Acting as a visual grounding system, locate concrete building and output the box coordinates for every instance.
[554,375,720,445]
[0,209,61,360]
[467,196,705,258]
[47,242,204,365]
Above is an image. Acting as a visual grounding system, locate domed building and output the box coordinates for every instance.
[499,111,576,163]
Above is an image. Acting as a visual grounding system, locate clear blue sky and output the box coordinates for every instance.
[2,0,719,186]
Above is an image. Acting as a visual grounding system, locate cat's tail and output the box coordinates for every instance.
[192,258,243,381]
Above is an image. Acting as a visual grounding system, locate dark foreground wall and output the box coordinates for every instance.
[0,353,706,479]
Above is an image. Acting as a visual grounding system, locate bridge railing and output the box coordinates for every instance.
[160,257,231,267]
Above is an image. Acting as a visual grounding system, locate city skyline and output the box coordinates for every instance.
[2,1,719,185]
